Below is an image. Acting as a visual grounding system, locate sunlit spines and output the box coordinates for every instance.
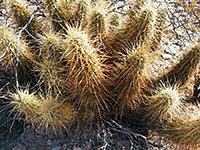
[44,0,89,31]
[104,0,165,54]
[102,11,124,50]
[9,89,40,123]
[35,94,77,133]
[117,0,163,47]
[33,30,66,93]
[86,0,111,40]
[63,23,105,79]
[159,103,200,148]
[61,24,111,117]
[2,0,199,139]
[145,83,184,123]
[114,43,149,115]
[33,55,64,93]
[149,6,167,51]
[0,26,34,78]
[37,30,64,52]
[9,88,77,133]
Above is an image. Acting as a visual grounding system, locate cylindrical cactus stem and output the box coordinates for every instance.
[33,54,64,93]
[118,0,155,43]
[7,0,41,37]
[61,24,111,118]
[114,44,149,115]
[0,27,33,81]
[145,84,184,123]
[9,88,77,133]
[9,89,40,123]
[44,0,89,31]
[86,0,115,41]
[35,93,77,133]
[106,0,165,53]
[158,45,200,87]
[43,0,64,32]
[160,103,200,148]
[33,30,66,92]
[149,8,167,51]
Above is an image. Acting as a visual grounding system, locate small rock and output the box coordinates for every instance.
[63,144,68,150]
[165,44,180,55]
[161,54,172,60]
[52,146,62,150]
[73,147,81,150]
[84,141,92,149]
[47,139,52,145]
[12,144,26,150]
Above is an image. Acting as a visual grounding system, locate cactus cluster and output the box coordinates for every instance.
[0,0,200,148]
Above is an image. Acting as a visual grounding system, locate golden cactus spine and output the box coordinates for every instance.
[9,89,40,122]
[114,44,149,114]
[145,84,184,123]
[33,29,67,93]
[60,24,111,120]
[9,89,76,133]
[159,104,200,149]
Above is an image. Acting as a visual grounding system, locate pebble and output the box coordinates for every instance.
[47,139,53,145]
[52,146,62,150]
[63,144,68,150]
[12,144,26,150]
[161,54,172,60]
[73,147,81,150]
[165,45,179,55]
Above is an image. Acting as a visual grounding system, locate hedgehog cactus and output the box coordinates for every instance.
[9,89,76,133]
[1,0,200,147]
[61,24,110,117]
[0,26,33,83]
[9,89,40,123]
[7,0,41,36]
[159,104,200,148]
[118,0,161,46]
[86,0,109,38]
[34,93,76,133]
[33,30,66,92]
[114,44,149,114]
[145,84,184,123]
[0,27,32,67]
